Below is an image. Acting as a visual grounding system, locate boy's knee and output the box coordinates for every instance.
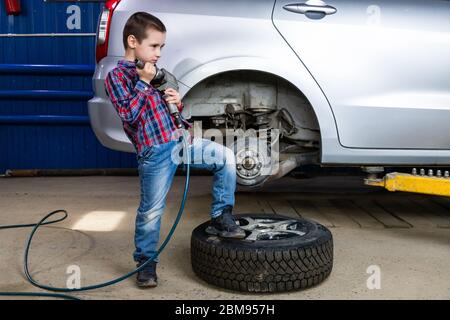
[224,147,236,166]
[209,145,236,170]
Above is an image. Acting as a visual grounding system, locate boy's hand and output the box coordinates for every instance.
[163,88,182,107]
[137,62,156,84]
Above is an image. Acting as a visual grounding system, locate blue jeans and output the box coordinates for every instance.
[134,136,236,263]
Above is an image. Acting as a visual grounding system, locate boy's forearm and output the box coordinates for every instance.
[106,75,150,124]
[118,82,148,124]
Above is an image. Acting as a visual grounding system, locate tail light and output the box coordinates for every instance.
[95,0,121,63]
[5,0,21,15]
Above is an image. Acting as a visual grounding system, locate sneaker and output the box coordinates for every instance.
[136,259,158,288]
[205,206,246,239]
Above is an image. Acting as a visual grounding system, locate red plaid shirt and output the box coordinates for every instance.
[105,59,192,154]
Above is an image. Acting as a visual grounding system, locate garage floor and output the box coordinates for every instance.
[0,175,449,300]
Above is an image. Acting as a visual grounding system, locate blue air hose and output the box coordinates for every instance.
[0,129,191,300]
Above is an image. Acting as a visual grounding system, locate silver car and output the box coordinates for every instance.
[88,0,450,187]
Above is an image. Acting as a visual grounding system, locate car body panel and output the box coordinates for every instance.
[88,0,450,165]
[273,0,450,149]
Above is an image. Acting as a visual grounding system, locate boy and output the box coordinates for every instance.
[105,12,245,288]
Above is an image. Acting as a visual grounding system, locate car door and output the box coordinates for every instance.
[272,0,450,149]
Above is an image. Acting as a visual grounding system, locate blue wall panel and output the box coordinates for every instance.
[0,0,137,173]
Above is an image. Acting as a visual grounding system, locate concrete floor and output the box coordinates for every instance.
[0,174,449,300]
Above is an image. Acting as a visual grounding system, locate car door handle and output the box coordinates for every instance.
[283,1,337,16]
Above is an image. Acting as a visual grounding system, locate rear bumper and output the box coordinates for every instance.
[88,96,135,153]
[88,57,135,153]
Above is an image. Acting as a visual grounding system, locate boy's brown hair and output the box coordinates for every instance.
[122,12,166,49]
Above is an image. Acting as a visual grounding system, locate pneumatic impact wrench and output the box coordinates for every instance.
[135,59,184,129]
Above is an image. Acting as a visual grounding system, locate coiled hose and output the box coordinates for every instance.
[0,129,191,300]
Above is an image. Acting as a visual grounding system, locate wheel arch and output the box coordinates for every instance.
[177,56,339,162]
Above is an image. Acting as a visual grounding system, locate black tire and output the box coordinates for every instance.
[191,213,333,293]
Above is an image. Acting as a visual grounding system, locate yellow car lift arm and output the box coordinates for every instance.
[365,169,450,197]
